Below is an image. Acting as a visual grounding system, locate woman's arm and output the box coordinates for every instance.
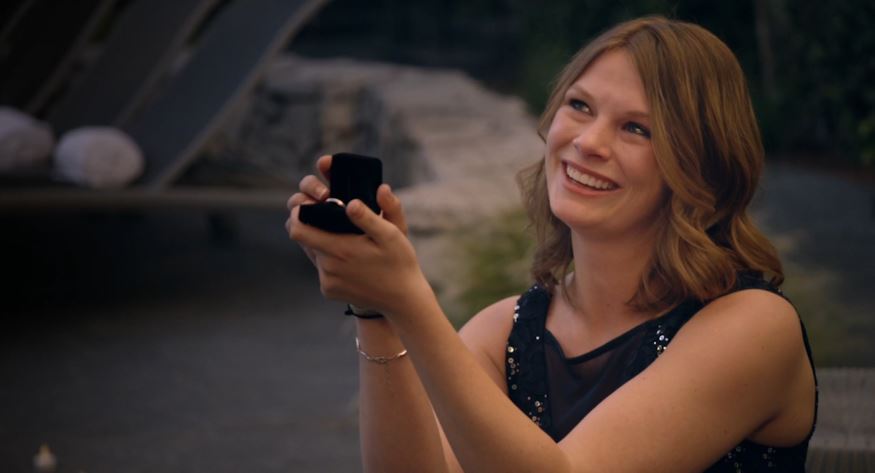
[290,201,572,471]
[355,318,449,473]
[357,296,517,473]
[388,282,576,472]
[290,196,813,473]
[287,157,452,472]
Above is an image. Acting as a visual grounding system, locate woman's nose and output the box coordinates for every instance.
[571,121,612,160]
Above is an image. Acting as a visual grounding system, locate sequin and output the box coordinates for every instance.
[653,324,670,356]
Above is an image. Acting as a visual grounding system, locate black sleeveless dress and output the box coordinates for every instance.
[505,274,817,472]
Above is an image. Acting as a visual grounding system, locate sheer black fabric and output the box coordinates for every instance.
[506,274,817,472]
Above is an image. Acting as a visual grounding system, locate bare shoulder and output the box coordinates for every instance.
[459,296,518,339]
[667,287,814,440]
[688,288,802,354]
[674,287,805,374]
[458,295,519,388]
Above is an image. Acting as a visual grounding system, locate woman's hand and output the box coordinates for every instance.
[286,155,333,266]
[285,155,411,262]
[286,162,423,318]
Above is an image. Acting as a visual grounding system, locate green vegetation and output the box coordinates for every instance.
[450,208,534,327]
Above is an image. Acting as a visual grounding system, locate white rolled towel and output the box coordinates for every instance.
[54,127,144,188]
[0,106,55,172]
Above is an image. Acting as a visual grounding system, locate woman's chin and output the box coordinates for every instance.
[549,202,605,233]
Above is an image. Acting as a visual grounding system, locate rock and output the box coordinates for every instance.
[219,54,543,233]
[33,444,57,473]
[0,107,55,172]
[54,127,144,189]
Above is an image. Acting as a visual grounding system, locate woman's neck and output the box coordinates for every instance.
[566,228,658,327]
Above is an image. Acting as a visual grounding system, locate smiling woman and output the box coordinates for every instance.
[287,15,816,473]
[522,18,783,314]
[544,49,667,254]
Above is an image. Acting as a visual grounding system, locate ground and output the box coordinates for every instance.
[0,211,362,473]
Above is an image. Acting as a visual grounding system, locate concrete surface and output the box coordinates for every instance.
[0,210,362,473]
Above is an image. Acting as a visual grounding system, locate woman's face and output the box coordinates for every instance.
[545,49,668,240]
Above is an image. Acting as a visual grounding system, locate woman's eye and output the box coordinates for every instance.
[568,99,590,113]
[625,122,651,138]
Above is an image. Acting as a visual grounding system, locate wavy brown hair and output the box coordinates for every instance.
[518,16,783,312]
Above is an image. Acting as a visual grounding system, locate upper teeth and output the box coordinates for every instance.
[566,165,616,190]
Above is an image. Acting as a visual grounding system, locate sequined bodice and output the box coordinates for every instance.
[505,275,817,472]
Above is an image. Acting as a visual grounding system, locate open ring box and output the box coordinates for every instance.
[298,153,383,234]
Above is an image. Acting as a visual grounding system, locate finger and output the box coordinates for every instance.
[286,206,303,239]
[317,155,332,182]
[377,184,408,235]
[287,192,317,211]
[346,199,397,244]
[311,249,321,266]
[288,205,349,254]
[286,214,318,265]
[298,175,329,201]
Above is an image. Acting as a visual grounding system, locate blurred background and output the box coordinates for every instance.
[1,0,873,472]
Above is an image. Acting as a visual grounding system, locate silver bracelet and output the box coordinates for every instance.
[355,337,408,364]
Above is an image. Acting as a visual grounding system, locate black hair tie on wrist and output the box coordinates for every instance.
[345,304,384,319]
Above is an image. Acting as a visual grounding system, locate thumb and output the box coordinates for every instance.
[377,184,408,235]
[346,199,396,243]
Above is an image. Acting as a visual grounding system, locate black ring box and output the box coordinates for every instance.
[298,153,383,234]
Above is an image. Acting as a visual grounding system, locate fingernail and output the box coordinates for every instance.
[384,183,392,193]
[347,199,362,215]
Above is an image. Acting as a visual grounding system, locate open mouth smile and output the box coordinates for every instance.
[563,162,619,191]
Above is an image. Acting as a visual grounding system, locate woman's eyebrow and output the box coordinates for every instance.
[566,84,592,99]
[567,84,650,120]
[625,109,651,121]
